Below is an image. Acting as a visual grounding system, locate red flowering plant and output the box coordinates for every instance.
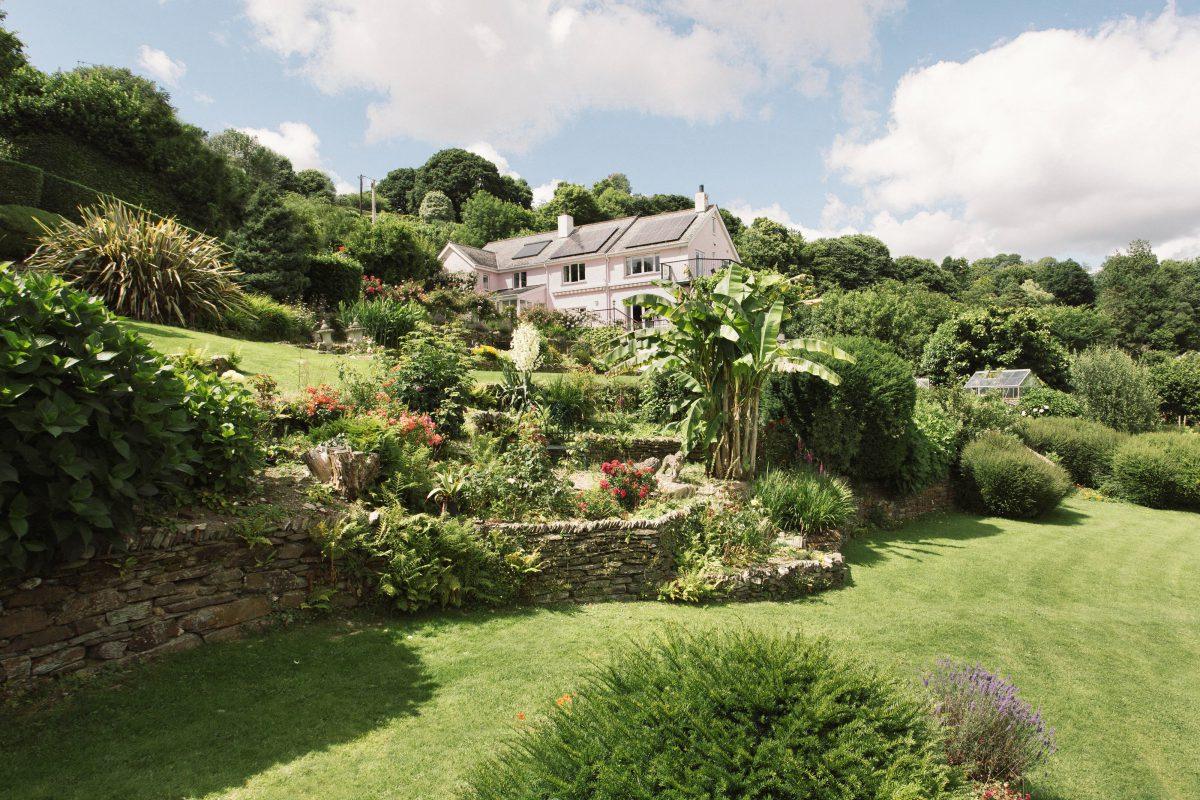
[597,459,657,511]
[362,274,387,299]
[301,384,349,424]
[365,394,444,448]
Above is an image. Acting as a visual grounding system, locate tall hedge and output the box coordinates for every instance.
[960,431,1072,518]
[0,157,43,206]
[305,252,363,308]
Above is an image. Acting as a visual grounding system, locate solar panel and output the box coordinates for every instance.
[513,240,552,259]
[621,213,696,249]
[550,224,619,259]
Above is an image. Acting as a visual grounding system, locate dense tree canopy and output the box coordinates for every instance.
[803,280,960,364]
[407,149,531,218]
[1096,241,1200,353]
[344,214,440,284]
[455,191,534,247]
[920,306,1070,387]
[229,186,315,299]
[293,169,336,201]
[734,218,805,275]
[592,172,632,195]
[418,190,455,223]
[208,129,295,191]
[1035,257,1094,306]
[538,182,605,225]
[376,166,416,215]
[806,234,895,290]
[0,9,25,78]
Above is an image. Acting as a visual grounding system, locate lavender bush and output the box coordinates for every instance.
[923,659,1056,783]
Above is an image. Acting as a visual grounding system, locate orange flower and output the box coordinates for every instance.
[516,712,526,721]
[556,693,573,708]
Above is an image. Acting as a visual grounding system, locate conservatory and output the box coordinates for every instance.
[963,369,1040,401]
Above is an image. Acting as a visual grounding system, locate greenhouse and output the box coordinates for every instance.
[963,368,1040,401]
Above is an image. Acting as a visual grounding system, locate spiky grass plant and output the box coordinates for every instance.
[28,198,247,326]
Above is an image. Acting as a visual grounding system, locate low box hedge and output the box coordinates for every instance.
[0,158,44,207]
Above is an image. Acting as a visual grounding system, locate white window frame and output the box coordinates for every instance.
[562,262,586,284]
[625,255,660,276]
[513,271,527,288]
[481,274,489,290]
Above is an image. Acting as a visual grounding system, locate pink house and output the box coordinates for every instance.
[438,186,740,327]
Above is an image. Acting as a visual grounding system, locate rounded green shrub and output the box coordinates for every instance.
[770,336,916,486]
[1017,416,1125,487]
[463,632,962,800]
[0,158,44,206]
[960,431,1072,518]
[1106,432,1200,510]
[1,268,190,572]
[304,252,363,309]
[1016,386,1085,419]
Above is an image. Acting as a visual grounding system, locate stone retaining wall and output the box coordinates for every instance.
[721,552,847,601]
[0,497,344,696]
[483,507,690,604]
[578,434,682,466]
[855,480,954,528]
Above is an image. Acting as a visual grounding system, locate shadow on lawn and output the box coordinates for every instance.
[845,501,1090,571]
[121,320,192,340]
[0,619,435,800]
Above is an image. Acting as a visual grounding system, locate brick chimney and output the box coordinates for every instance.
[695,184,708,212]
[557,213,574,237]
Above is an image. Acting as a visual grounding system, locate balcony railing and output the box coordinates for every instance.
[660,256,737,282]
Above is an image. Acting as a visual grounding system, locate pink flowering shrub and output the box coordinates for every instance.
[598,459,657,511]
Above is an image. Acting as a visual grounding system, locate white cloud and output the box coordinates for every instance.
[828,7,1200,260]
[236,121,354,193]
[191,91,215,105]
[726,197,858,242]
[532,179,563,207]
[242,0,901,150]
[466,142,520,178]
[137,45,186,87]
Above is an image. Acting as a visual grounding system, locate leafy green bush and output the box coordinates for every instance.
[213,292,316,343]
[1105,432,1200,510]
[574,485,623,520]
[344,214,440,284]
[960,431,1072,518]
[463,632,962,800]
[1017,417,1125,487]
[26,198,247,326]
[1071,347,1161,433]
[318,506,541,611]
[894,397,960,495]
[304,251,362,308]
[538,372,597,430]
[0,268,259,572]
[0,267,191,571]
[642,367,694,424]
[176,366,264,492]
[769,336,916,487]
[1016,386,1085,419]
[920,306,1070,388]
[754,468,857,536]
[462,428,570,520]
[1149,352,1200,423]
[341,295,426,348]
[376,329,471,435]
[0,157,43,205]
[229,185,315,301]
[0,204,62,261]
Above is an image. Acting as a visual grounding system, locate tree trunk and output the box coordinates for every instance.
[302,443,380,500]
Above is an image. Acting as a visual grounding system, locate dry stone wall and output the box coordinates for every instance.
[578,434,682,466]
[483,508,689,603]
[0,491,345,696]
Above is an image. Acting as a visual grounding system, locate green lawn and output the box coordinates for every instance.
[122,321,640,393]
[3,496,1197,800]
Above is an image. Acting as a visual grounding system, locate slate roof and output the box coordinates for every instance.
[449,207,709,272]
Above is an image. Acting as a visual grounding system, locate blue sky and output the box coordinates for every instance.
[6,1,1199,264]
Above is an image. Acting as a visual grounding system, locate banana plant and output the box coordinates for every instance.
[612,265,853,480]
